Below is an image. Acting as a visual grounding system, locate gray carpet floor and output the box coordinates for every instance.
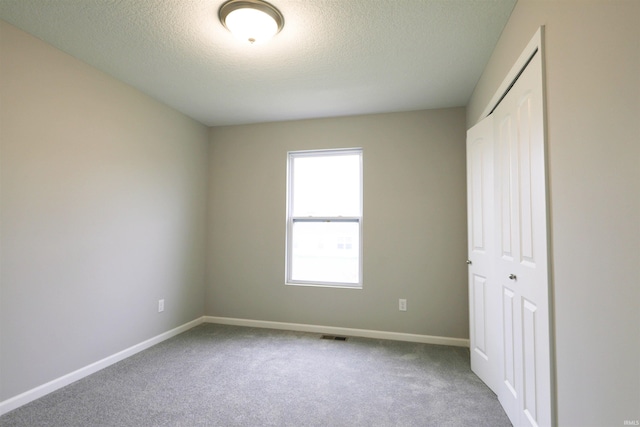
[0,323,512,427]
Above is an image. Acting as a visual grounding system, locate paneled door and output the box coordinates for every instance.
[466,114,501,394]
[493,50,552,427]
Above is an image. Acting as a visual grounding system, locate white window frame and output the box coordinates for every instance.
[285,148,363,289]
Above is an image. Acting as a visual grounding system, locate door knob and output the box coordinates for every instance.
[466,260,472,265]
[509,274,517,280]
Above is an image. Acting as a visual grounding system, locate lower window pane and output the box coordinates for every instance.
[291,221,360,284]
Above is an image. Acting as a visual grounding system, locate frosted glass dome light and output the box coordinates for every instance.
[219,0,284,44]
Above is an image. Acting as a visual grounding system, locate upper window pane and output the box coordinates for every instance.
[291,153,361,217]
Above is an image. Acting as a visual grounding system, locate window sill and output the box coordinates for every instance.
[285,282,362,290]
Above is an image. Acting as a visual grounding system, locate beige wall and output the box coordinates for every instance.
[0,21,209,400]
[468,1,640,425]
[207,108,469,338]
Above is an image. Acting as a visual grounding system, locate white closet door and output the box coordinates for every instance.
[493,51,552,427]
[466,115,501,394]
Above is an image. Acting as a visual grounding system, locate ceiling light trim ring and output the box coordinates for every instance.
[219,0,285,36]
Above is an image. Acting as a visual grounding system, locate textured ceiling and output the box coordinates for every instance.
[0,0,516,126]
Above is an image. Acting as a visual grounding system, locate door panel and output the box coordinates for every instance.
[494,51,551,427]
[466,115,500,394]
[471,156,486,252]
[498,114,514,261]
[472,274,488,359]
[523,298,539,424]
[502,287,517,399]
[517,93,536,265]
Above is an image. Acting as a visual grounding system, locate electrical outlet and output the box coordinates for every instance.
[399,299,407,312]
[158,299,165,313]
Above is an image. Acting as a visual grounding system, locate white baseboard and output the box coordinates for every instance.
[0,317,204,416]
[204,316,470,348]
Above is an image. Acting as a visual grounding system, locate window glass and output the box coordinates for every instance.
[291,154,361,217]
[291,221,360,284]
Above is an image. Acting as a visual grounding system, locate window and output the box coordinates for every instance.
[286,149,363,288]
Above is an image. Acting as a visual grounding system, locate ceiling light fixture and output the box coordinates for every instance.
[218,0,284,45]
